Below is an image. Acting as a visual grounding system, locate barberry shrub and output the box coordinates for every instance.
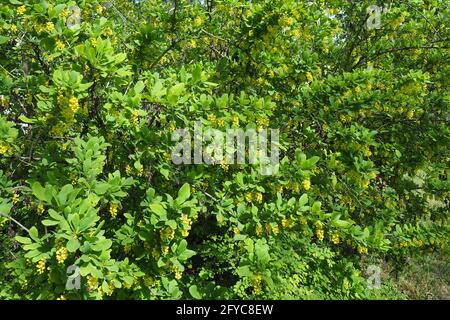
[0,0,449,299]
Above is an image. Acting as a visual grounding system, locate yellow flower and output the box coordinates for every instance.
[306,72,313,82]
[302,178,311,191]
[10,25,18,33]
[161,245,169,255]
[12,192,20,205]
[59,9,68,19]
[160,226,175,241]
[256,224,263,236]
[175,270,182,280]
[56,40,65,51]
[46,22,55,33]
[220,160,229,171]
[343,278,350,290]
[207,114,217,123]
[181,214,192,227]
[131,110,139,125]
[56,247,69,264]
[315,229,324,241]
[406,110,414,119]
[95,5,103,15]
[361,179,370,189]
[109,203,119,217]
[331,233,340,245]
[90,38,97,47]
[0,144,9,155]
[36,260,46,274]
[37,203,45,215]
[193,16,204,27]
[254,192,263,203]
[17,5,26,15]
[56,295,66,300]
[357,246,368,254]
[272,224,280,235]
[244,192,253,203]
[86,275,98,291]
[299,216,307,225]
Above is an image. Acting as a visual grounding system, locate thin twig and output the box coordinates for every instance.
[0,212,30,233]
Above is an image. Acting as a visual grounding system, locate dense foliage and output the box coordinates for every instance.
[0,0,449,299]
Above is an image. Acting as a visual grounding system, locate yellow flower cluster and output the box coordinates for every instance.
[56,40,65,51]
[252,274,263,295]
[302,178,311,191]
[37,203,45,215]
[17,5,26,15]
[96,5,104,15]
[109,203,118,217]
[86,275,98,291]
[46,22,55,33]
[331,233,340,245]
[181,214,192,238]
[271,224,280,235]
[0,144,9,155]
[343,278,350,290]
[36,260,46,274]
[193,16,204,27]
[131,110,139,125]
[175,269,183,280]
[12,192,20,205]
[256,224,263,236]
[68,96,79,112]
[339,114,352,123]
[103,27,113,37]
[281,218,294,229]
[59,9,68,19]
[315,229,324,241]
[244,192,253,203]
[357,246,368,255]
[254,192,263,203]
[56,247,68,264]
[160,226,175,241]
[278,15,295,27]
[232,115,239,126]
[306,72,313,83]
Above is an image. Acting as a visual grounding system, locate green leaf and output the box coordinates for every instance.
[150,203,166,216]
[298,193,308,207]
[31,182,51,203]
[0,36,11,45]
[189,285,202,299]
[28,227,39,242]
[176,183,190,204]
[91,239,112,252]
[134,81,145,94]
[94,183,110,195]
[18,115,37,124]
[42,219,59,226]
[15,236,32,244]
[66,238,80,252]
